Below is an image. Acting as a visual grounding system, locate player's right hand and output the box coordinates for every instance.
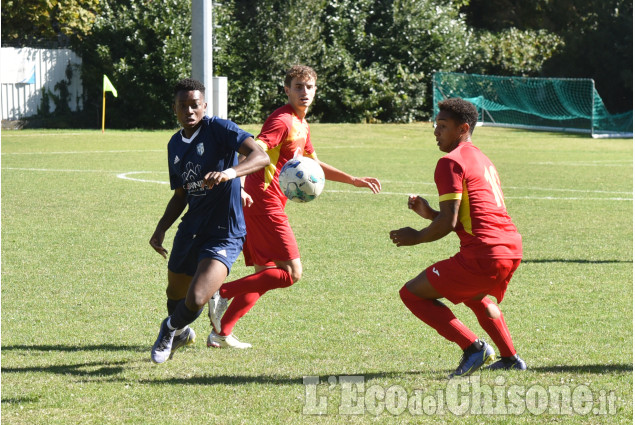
[204,170,232,189]
[149,230,168,259]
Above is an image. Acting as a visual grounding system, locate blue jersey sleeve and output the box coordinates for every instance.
[211,117,253,152]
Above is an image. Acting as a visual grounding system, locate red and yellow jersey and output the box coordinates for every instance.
[245,104,317,214]
[435,141,522,259]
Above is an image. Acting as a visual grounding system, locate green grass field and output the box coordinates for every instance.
[1,125,632,424]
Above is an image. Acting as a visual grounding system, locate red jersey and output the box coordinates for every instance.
[245,104,317,215]
[435,141,522,259]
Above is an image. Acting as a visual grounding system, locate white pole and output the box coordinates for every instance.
[191,0,213,117]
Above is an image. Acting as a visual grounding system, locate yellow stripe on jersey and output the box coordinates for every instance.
[256,138,281,191]
[459,180,473,235]
[439,186,473,235]
[439,192,462,202]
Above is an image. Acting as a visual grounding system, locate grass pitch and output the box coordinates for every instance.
[1,125,632,424]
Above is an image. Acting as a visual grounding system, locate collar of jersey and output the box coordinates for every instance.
[181,126,202,144]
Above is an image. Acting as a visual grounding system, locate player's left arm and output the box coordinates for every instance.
[313,157,381,194]
[204,137,270,188]
[237,154,253,208]
[389,199,459,247]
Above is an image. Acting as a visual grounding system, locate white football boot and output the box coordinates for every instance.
[207,330,252,349]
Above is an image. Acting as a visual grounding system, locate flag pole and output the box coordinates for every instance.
[102,89,106,133]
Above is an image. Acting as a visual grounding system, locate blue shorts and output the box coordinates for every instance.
[167,232,245,276]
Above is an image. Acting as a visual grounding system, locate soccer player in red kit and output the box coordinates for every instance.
[389,97,526,377]
[206,65,381,348]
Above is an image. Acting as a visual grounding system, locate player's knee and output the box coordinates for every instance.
[288,267,302,284]
[277,261,302,284]
[486,303,501,319]
[399,285,417,304]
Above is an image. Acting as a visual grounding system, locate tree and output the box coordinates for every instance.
[462,0,633,112]
[9,0,583,127]
[1,0,100,46]
[75,0,192,128]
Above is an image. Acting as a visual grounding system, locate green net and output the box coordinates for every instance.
[433,72,633,138]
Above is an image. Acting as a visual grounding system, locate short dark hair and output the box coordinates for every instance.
[173,78,206,98]
[284,65,317,87]
[438,98,478,134]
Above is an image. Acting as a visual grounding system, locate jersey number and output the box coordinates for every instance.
[484,165,505,208]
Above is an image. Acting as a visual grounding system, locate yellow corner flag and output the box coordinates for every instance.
[102,75,117,132]
[103,75,118,97]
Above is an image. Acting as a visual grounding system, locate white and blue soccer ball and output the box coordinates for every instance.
[278,157,325,203]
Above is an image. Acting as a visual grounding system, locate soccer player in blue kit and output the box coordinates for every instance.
[149,78,269,364]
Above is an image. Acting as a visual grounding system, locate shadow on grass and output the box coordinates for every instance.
[2,396,41,405]
[1,344,146,380]
[1,344,147,352]
[2,360,129,378]
[528,364,633,374]
[139,363,633,386]
[522,259,632,264]
[139,370,422,386]
[2,343,631,386]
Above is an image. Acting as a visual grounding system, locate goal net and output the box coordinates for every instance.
[432,72,633,138]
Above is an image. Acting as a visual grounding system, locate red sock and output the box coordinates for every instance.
[399,286,477,350]
[464,297,516,357]
[219,268,293,300]
[219,291,263,336]
[217,268,293,336]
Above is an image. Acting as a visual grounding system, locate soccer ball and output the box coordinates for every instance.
[278,157,325,203]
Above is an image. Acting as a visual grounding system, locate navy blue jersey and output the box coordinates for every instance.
[167,116,253,239]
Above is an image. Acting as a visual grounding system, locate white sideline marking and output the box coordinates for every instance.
[382,180,631,195]
[116,171,168,185]
[3,167,117,173]
[529,161,632,167]
[2,149,163,155]
[2,167,631,201]
[323,189,632,202]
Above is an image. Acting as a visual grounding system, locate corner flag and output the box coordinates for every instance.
[102,75,117,132]
[103,75,118,97]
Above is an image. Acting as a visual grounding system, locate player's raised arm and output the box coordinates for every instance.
[316,159,381,194]
[204,137,269,188]
[236,137,270,175]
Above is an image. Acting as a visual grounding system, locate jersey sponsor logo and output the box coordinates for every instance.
[182,162,205,196]
[197,142,204,156]
[432,267,440,277]
[174,155,180,164]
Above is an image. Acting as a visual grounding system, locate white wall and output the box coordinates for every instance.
[1,47,83,120]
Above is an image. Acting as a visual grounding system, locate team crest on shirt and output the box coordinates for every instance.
[197,143,204,156]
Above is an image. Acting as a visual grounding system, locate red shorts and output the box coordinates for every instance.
[242,211,300,267]
[426,253,521,304]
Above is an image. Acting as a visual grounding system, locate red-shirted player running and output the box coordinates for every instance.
[206,65,382,348]
[390,97,526,377]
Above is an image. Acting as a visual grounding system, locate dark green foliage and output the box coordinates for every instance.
[15,0,629,127]
[462,0,633,112]
[73,0,192,129]
[216,0,470,123]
